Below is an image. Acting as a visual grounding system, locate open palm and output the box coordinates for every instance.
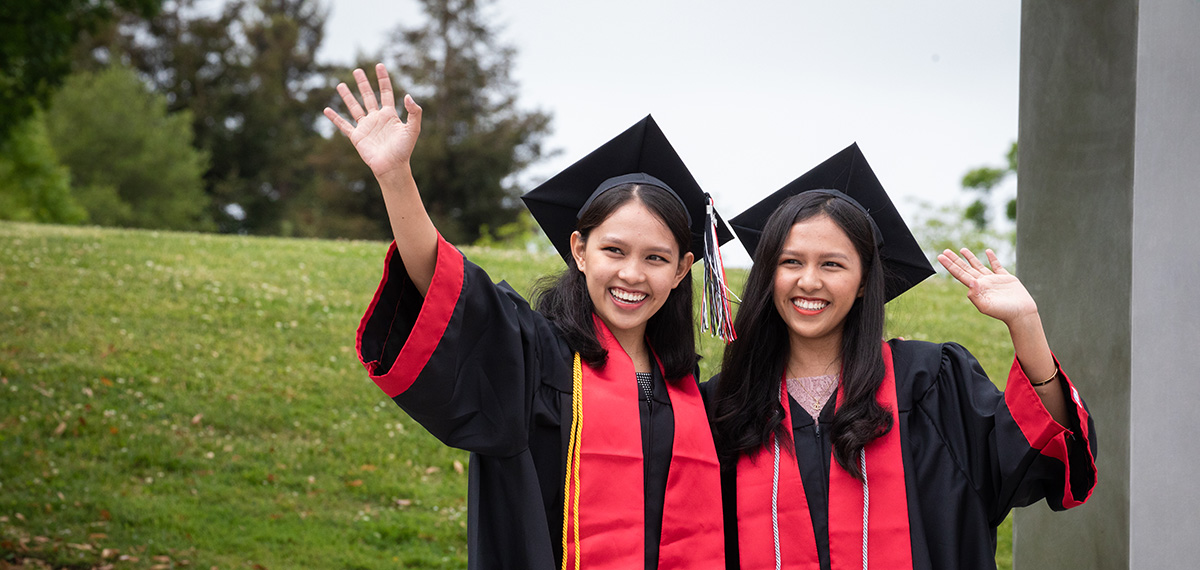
[938,248,1038,324]
[323,64,422,180]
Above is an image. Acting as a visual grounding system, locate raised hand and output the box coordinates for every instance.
[323,63,422,180]
[940,248,1066,421]
[937,248,1038,325]
[323,63,436,295]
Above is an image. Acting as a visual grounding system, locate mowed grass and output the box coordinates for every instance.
[0,221,1015,569]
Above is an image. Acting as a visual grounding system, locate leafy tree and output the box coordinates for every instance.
[0,113,87,225]
[285,125,392,240]
[0,0,161,147]
[44,65,213,231]
[908,198,1012,271]
[961,142,1017,230]
[77,0,333,234]
[218,0,332,234]
[382,0,553,244]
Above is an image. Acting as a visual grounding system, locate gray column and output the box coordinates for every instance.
[1017,1,1200,569]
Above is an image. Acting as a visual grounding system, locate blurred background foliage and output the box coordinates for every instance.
[1,0,1001,254]
[2,0,552,249]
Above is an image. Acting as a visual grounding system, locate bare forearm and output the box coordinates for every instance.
[378,165,437,297]
[1007,311,1070,426]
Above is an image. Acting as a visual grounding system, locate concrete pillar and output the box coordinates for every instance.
[1017,1,1200,568]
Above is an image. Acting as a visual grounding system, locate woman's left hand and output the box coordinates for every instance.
[938,248,1037,325]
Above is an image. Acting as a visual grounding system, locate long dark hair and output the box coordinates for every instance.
[532,183,698,380]
[711,192,889,478]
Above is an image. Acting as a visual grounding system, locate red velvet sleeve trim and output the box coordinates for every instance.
[1004,356,1097,508]
[355,234,465,398]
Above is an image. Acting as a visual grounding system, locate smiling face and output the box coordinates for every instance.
[772,213,865,349]
[571,200,693,349]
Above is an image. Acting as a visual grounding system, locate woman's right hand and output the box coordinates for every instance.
[324,63,437,295]
[323,63,423,181]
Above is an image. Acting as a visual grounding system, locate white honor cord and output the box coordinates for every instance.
[770,438,868,570]
[772,437,782,570]
[860,448,868,570]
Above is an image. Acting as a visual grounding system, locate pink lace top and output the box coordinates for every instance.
[786,373,839,422]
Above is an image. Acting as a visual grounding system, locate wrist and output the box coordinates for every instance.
[376,163,415,190]
[1004,308,1042,332]
[1030,368,1058,387]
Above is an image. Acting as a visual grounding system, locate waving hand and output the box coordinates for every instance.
[323,64,422,181]
[323,63,436,296]
[938,247,1068,424]
[937,248,1037,324]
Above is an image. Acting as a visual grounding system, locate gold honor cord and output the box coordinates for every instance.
[561,353,583,570]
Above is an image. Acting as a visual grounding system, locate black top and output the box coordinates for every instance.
[358,244,678,570]
[704,339,1097,570]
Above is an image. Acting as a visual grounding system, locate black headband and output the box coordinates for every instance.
[804,189,884,248]
[576,173,692,226]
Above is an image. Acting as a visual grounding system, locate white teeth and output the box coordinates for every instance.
[610,288,648,303]
[792,298,828,311]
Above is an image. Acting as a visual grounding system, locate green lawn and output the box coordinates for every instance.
[0,221,1015,569]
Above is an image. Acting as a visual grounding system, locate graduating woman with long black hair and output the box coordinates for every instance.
[709,145,1097,570]
[325,64,734,570]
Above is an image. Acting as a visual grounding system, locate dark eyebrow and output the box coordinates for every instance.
[599,235,675,257]
[778,248,852,261]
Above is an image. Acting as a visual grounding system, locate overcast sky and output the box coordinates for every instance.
[318,0,1022,265]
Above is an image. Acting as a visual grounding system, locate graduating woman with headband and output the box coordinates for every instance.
[708,144,1097,570]
[326,64,735,570]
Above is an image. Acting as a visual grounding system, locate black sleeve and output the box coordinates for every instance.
[908,341,1097,523]
[356,235,570,457]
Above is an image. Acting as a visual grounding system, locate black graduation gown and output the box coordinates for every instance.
[356,236,678,570]
[708,339,1097,570]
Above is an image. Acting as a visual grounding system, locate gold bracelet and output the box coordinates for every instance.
[1030,370,1058,387]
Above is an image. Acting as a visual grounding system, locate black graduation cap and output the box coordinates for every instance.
[521,115,739,340]
[729,143,935,301]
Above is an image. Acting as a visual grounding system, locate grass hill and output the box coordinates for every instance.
[0,221,1016,569]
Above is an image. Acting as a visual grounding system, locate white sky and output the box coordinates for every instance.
[319,0,1021,265]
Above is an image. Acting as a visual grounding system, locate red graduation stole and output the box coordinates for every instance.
[736,341,914,569]
[561,316,724,570]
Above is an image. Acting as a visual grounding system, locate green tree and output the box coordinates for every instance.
[44,65,213,231]
[0,0,161,147]
[0,113,88,225]
[285,125,392,240]
[384,0,553,244]
[77,0,333,234]
[961,142,1017,230]
[909,199,1011,265]
[217,0,332,234]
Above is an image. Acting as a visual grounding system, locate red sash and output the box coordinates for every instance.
[562,316,724,569]
[736,342,914,569]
